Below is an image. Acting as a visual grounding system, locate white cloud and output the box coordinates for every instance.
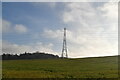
[63,12,74,23]
[14,24,28,33]
[98,2,118,23]
[2,19,28,34]
[42,2,118,58]
[42,28,63,39]
[2,41,58,55]
[2,19,12,33]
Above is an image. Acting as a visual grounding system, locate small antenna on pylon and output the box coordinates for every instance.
[61,28,68,58]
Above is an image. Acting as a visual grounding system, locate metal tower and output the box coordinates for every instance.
[61,28,68,58]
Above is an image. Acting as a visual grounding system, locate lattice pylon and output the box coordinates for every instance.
[61,28,68,58]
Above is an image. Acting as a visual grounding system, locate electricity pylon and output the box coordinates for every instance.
[61,28,68,58]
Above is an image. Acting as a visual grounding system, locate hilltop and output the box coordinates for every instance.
[2,55,118,78]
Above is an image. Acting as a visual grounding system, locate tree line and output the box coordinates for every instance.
[2,51,59,60]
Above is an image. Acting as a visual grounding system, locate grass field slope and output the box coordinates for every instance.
[2,56,119,78]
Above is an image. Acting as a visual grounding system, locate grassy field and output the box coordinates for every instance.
[2,56,119,78]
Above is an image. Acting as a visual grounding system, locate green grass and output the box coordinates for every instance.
[2,56,119,78]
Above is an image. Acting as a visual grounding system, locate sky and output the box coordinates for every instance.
[2,2,118,58]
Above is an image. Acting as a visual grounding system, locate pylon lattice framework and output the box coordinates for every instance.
[61,28,68,58]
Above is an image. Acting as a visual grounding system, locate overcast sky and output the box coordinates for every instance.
[2,2,118,58]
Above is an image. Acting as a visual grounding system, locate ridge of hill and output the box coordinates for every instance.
[2,55,118,78]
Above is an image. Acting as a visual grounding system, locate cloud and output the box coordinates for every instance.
[2,19,28,34]
[2,19,12,33]
[42,28,63,39]
[98,2,118,24]
[42,2,118,58]
[14,24,28,33]
[2,41,58,55]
